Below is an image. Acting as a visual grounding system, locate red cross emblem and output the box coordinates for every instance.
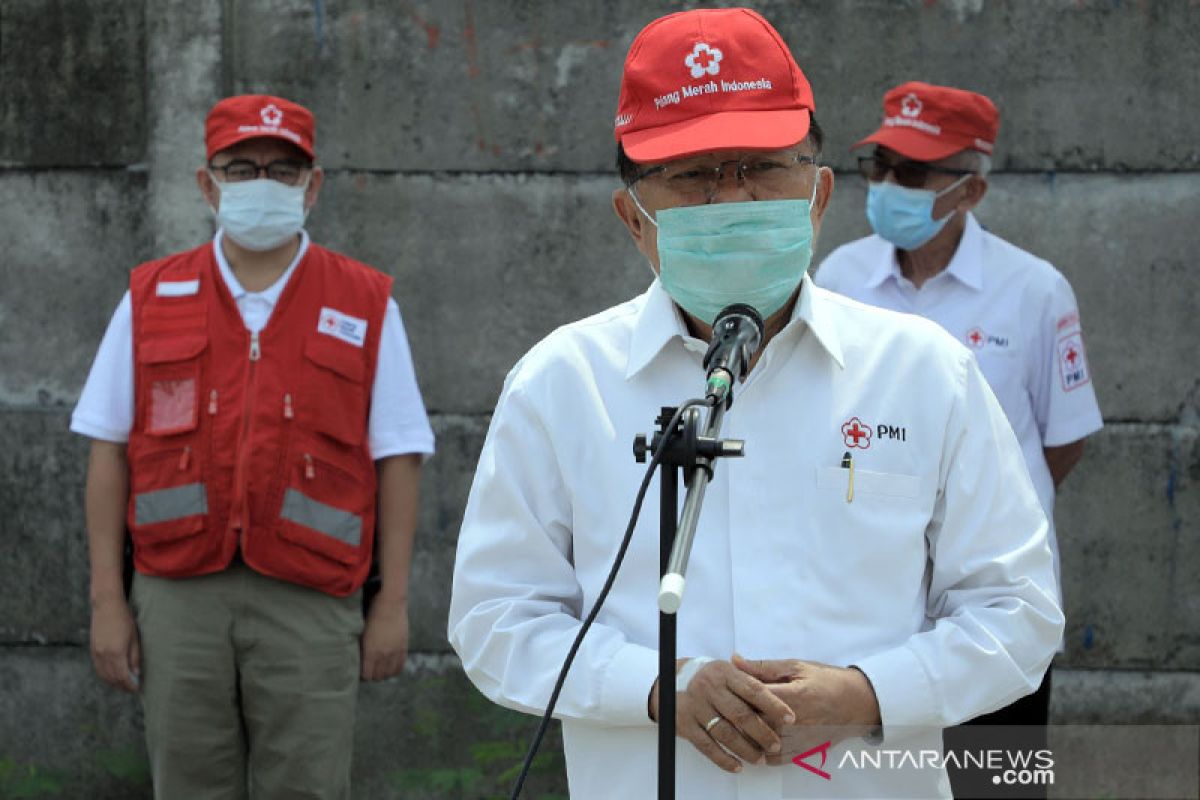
[841,417,873,449]
[900,93,923,119]
[323,314,336,329]
[684,42,723,78]
[965,327,985,349]
[260,103,283,126]
[792,740,832,781]
[1057,333,1090,392]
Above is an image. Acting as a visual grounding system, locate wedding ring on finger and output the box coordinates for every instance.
[704,715,723,733]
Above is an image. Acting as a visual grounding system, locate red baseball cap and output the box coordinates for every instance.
[205,94,316,161]
[613,8,814,163]
[853,82,999,161]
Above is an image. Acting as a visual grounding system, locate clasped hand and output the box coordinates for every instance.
[649,654,881,773]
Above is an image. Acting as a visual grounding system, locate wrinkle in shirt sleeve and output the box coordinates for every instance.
[448,378,658,727]
[854,351,1064,735]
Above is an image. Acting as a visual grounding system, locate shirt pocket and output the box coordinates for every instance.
[299,335,367,447]
[137,334,207,437]
[809,465,929,605]
[815,465,919,499]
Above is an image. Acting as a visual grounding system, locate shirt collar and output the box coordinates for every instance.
[625,273,844,380]
[793,273,845,368]
[625,279,691,380]
[863,211,984,292]
[943,212,983,290]
[213,229,310,303]
[863,235,900,289]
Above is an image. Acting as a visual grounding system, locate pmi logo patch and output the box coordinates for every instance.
[842,416,907,449]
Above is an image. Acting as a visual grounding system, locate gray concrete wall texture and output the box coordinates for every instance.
[1,0,1196,797]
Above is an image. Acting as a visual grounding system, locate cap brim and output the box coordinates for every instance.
[851,127,977,162]
[622,109,811,163]
[207,130,315,161]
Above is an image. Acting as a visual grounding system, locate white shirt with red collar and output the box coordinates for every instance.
[814,212,1103,608]
[449,274,1062,799]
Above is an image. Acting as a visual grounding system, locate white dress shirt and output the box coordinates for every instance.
[449,274,1063,799]
[815,213,1103,606]
[71,230,435,460]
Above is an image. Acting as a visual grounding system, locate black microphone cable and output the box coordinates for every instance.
[508,396,714,799]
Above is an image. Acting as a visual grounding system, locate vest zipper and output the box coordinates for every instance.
[304,453,315,480]
[208,389,218,416]
[178,446,191,471]
[230,331,262,548]
[283,393,294,420]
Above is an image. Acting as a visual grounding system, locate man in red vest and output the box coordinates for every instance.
[71,94,435,798]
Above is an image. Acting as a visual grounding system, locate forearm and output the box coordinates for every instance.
[85,440,129,607]
[374,453,421,607]
[1044,440,1085,488]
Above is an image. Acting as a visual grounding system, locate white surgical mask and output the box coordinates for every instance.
[211,175,309,251]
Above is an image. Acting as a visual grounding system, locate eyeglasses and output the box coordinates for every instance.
[857,155,973,189]
[630,150,818,205]
[208,159,312,185]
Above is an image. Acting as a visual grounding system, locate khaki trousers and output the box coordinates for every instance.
[132,561,363,800]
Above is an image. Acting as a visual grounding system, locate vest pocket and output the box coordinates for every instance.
[137,335,207,437]
[275,438,369,574]
[129,445,207,545]
[299,335,367,446]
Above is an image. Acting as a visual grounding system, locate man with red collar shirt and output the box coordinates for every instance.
[72,95,434,798]
[450,10,1062,799]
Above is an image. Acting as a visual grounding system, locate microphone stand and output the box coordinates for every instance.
[634,401,744,800]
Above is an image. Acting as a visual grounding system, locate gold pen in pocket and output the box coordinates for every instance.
[841,451,854,503]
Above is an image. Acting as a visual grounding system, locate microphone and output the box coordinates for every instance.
[702,304,764,408]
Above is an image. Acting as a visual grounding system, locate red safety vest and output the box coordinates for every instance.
[127,241,391,596]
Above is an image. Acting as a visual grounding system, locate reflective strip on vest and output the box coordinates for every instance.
[135,483,208,526]
[280,489,362,547]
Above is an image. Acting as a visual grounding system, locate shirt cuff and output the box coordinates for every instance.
[369,434,436,462]
[1042,413,1103,448]
[69,416,129,443]
[599,642,660,726]
[851,644,938,740]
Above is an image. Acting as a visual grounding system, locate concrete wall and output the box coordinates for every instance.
[1,1,1196,796]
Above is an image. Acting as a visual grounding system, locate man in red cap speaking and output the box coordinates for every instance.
[72,94,434,797]
[815,82,1103,795]
[450,11,1062,799]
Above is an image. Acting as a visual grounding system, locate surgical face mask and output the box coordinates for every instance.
[211,175,309,251]
[634,183,818,326]
[865,174,971,251]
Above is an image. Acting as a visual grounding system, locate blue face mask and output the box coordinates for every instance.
[639,190,817,326]
[865,175,970,251]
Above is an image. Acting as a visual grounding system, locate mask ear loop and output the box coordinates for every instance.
[933,172,973,199]
[627,185,659,229]
[930,172,974,222]
[206,169,223,217]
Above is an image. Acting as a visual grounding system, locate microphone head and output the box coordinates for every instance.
[712,303,764,338]
[704,303,766,382]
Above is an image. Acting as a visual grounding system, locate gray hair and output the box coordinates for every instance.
[945,149,992,176]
